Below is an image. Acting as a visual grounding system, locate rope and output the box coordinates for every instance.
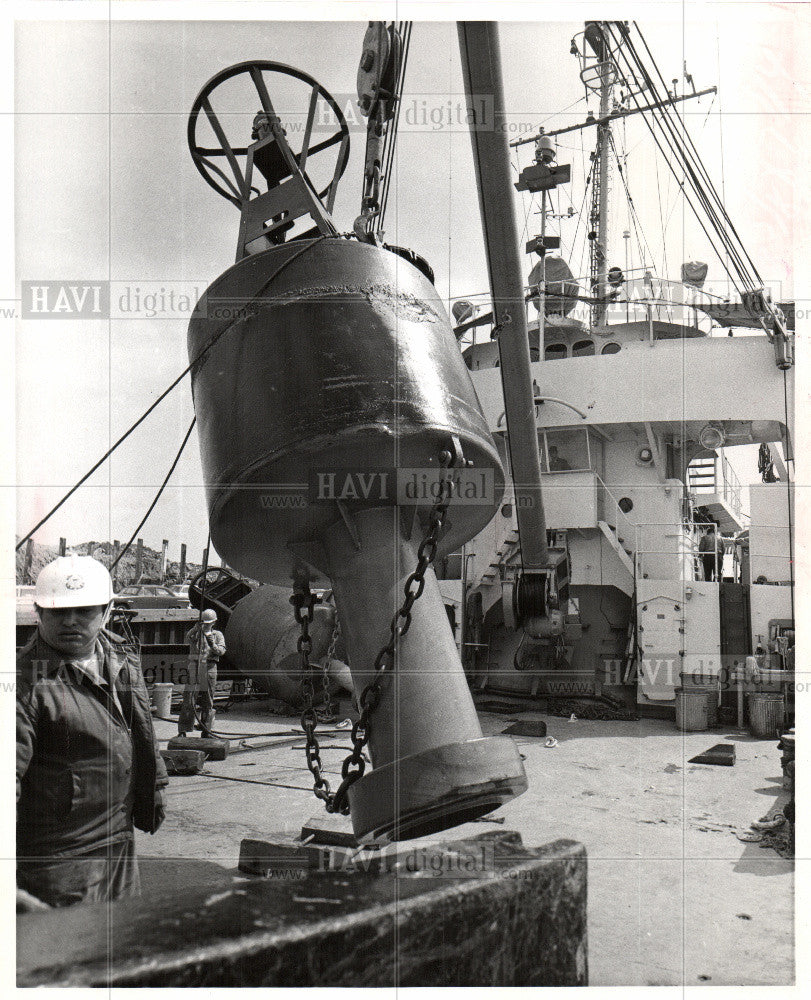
[17,236,330,551]
[110,417,197,571]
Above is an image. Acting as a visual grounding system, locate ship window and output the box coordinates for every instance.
[601,342,621,355]
[618,497,634,513]
[545,343,567,360]
[541,428,591,472]
[572,340,595,357]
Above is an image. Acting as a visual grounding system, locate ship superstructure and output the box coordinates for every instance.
[441,21,795,718]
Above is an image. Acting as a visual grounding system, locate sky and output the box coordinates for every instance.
[10,3,806,566]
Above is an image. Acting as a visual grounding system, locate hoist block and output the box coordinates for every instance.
[187,237,504,585]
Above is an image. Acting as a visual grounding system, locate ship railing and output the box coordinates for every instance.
[595,473,641,576]
[688,452,744,518]
[719,453,743,517]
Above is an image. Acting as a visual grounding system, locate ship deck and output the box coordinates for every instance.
[136,701,792,987]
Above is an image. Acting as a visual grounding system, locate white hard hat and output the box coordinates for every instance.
[35,555,115,609]
[201,608,218,623]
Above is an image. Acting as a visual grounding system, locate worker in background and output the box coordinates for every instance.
[743,644,769,689]
[699,523,724,581]
[547,445,571,472]
[179,609,226,738]
[16,556,167,911]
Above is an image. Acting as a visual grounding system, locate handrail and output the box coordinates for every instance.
[497,395,588,426]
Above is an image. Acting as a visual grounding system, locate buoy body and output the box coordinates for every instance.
[188,237,526,842]
[188,238,503,584]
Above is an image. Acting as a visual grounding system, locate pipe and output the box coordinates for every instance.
[457,21,548,570]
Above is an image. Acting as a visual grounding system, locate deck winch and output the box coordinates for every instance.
[186,54,527,840]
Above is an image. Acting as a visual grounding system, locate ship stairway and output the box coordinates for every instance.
[687,455,745,533]
[476,528,520,616]
[598,521,635,577]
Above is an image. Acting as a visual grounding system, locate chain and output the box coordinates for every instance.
[320,613,340,722]
[330,447,457,814]
[293,447,459,815]
[290,587,334,804]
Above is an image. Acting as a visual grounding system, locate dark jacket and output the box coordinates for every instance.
[16,629,168,858]
[186,625,226,664]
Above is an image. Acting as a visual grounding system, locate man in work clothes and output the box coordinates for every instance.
[699,523,725,581]
[16,556,168,911]
[178,609,226,738]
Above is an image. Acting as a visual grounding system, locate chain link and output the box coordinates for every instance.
[319,613,340,722]
[291,588,334,804]
[293,447,458,816]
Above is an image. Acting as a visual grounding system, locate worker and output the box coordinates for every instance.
[743,644,768,688]
[699,523,724,581]
[16,556,168,911]
[733,529,750,585]
[178,609,226,738]
[547,445,571,471]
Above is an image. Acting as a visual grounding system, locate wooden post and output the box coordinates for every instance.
[24,538,34,584]
[135,538,144,582]
[112,540,120,589]
[179,543,187,581]
[58,538,66,556]
[160,540,169,582]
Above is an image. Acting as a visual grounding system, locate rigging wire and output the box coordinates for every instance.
[110,417,197,572]
[632,23,762,285]
[715,31,732,293]
[601,23,751,295]
[604,22,744,283]
[606,130,658,280]
[378,20,412,232]
[613,23,761,292]
[17,237,329,551]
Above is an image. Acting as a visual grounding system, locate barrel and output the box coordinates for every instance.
[680,673,718,727]
[674,687,708,731]
[747,692,785,738]
[188,238,505,585]
[151,683,174,718]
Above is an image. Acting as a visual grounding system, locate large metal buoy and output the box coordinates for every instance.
[224,586,349,706]
[188,238,503,582]
[186,61,527,842]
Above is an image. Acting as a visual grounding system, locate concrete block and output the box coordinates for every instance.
[18,831,588,987]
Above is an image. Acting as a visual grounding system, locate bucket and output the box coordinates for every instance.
[152,683,174,719]
[675,688,708,732]
[747,692,785,738]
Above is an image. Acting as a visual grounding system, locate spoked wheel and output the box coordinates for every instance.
[187,60,351,210]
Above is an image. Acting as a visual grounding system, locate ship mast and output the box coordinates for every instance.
[585,22,615,330]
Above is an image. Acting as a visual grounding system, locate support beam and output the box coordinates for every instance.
[768,442,788,481]
[457,21,548,572]
[644,422,667,483]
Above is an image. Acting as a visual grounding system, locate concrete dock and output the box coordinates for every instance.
[135,702,792,987]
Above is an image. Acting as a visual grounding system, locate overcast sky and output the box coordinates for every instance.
[12,5,803,565]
